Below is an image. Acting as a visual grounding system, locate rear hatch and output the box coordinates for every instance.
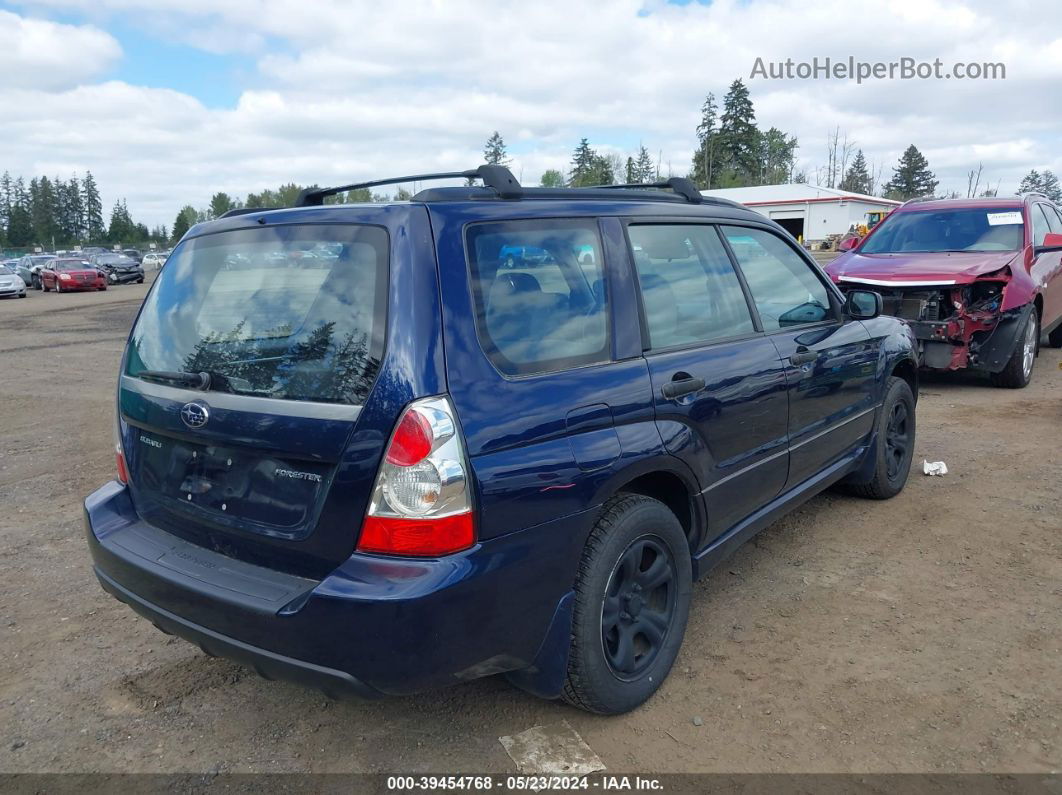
[118,221,390,577]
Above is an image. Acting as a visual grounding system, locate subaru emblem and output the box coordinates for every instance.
[180,402,209,429]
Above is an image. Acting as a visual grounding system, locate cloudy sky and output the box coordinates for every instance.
[2,0,1061,228]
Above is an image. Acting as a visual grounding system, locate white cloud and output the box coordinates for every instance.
[2,0,1061,228]
[0,10,121,91]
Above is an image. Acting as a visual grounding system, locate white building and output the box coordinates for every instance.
[701,184,901,243]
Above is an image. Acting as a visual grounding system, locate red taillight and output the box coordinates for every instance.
[358,512,474,557]
[116,445,129,484]
[386,409,434,466]
[360,397,474,557]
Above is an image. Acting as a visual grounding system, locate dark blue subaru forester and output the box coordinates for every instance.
[85,166,918,714]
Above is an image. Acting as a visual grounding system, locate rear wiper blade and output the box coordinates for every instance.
[137,369,267,396]
[137,370,211,390]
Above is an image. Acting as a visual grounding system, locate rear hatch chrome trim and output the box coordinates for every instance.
[120,374,362,422]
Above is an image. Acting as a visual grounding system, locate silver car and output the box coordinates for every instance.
[141,252,168,270]
[0,266,27,299]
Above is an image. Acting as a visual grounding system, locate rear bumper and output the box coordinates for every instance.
[94,566,379,699]
[85,481,588,698]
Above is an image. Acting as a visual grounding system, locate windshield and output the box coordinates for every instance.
[861,207,1025,254]
[125,224,387,405]
[58,260,93,270]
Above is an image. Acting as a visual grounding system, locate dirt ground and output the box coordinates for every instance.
[1,278,1059,775]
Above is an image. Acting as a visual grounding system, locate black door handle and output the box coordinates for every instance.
[790,347,818,365]
[661,376,706,400]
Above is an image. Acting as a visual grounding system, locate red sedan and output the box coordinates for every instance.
[41,259,107,293]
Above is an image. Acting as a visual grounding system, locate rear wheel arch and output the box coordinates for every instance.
[608,468,703,553]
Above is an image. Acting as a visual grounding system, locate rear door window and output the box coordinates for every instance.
[466,219,608,376]
[125,224,387,405]
[628,224,755,349]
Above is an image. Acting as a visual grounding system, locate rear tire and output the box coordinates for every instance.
[990,308,1038,389]
[562,494,692,715]
[847,376,916,500]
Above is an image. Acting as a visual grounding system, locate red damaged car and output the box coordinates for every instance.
[40,258,107,293]
[827,195,1062,388]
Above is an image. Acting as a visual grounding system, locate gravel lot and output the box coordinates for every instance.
[1,279,1059,774]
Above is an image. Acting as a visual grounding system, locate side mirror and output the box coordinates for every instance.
[845,289,882,320]
[1036,232,1062,253]
[838,236,860,252]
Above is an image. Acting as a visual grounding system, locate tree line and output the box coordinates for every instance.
[10,79,1058,252]
[0,171,167,250]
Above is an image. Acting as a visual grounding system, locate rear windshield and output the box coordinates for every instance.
[861,207,1025,253]
[125,224,387,405]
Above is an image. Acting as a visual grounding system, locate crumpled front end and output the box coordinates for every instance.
[836,269,1019,372]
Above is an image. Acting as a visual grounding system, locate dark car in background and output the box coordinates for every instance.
[122,249,144,264]
[827,195,1062,388]
[4,258,33,286]
[40,258,107,292]
[20,254,59,289]
[92,253,145,285]
[85,166,919,715]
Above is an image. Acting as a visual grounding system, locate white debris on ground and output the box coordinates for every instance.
[923,460,949,476]
[499,720,606,775]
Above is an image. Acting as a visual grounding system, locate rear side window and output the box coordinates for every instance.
[721,226,832,330]
[466,220,608,376]
[126,224,387,405]
[629,224,755,349]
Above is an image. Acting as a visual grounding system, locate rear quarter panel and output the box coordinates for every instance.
[427,203,671,550]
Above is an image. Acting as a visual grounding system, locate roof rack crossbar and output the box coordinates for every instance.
[294,164,522,206]
[589,177,704,204]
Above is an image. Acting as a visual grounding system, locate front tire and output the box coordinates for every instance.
[847,376,916,500]
[562,494,692,715]
[990,308,1038,389]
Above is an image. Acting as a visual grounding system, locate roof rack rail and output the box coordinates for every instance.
[219,207,273,219]
[293,164,521,207]
[1019,191,1048,200]
[590,177,704,204]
